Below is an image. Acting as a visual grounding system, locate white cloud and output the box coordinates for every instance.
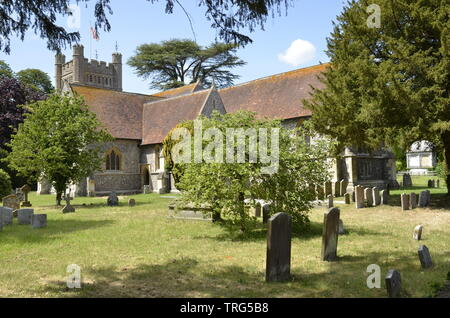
[278,39,316,67]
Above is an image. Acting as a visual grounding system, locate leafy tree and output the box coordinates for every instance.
[174,111,332,232]
[128,39,246,90]
[6,94,112,205]
[304,0,450,193]
[17,69,54,94]
[0,168,12,199]
[0,0,290,53]
[0,60,14,78]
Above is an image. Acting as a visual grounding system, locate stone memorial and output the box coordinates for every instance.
[410,192,417,209]
[262,204,271,224]
[324,181,332,197]
[143,185,151,194]
[32,214,47,229]
[413,225,423,240]
[355,186,365,209]
[401,193,410,211]
[2,194,20,211]
[403,174,412,187]
[385,269,402,298]
[107,191,119,206]
[266,212,292,282]
[128,198,136,207]
[380,190,389,205]
[254,203,262,218]
[344,193,351,205]
[0,207,13,225]
[427,180,433,188]
[327,194,333,208]
[17,209,34,225]
[364,188,373,207]
[418,245,433,269]
[372,187,381,206]
[20,185,32,207]
[418,191,428,207]
[333,181,341,198]
[321,207,340,261]
[340,180,348,198]
[62,194,75,213]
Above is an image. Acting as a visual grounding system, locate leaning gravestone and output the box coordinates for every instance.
[324,181,332,197]
[31,214,47,229]
[355,186,365,209]
[2,194,20,211]
[266,212,292,282]
[385,270,402,298]
[410,192,417,209]
[413,225,423,240]
[327,194,333,208]
[321,207,340,261]
[340,180,348,198]
[262,204,271,224]
[107,191,119,206]
[17,209,34,225]
[128,199,136,207]
[380,190,389,205]
[403,174,413,187]
[401,193,410,211]
[0,207,13,225]
[20,185,32,207]
[344,193,351,205]
[372,187,381,206]
[364,188,373,207]
[418,245,433,269]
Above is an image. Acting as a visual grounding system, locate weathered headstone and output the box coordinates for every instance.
[344,192,351,205]
[2,194,20,211]
[17,209,34,225]
[333,181,341,198]
[413,225,423,240]
[262,204,271,224]
[338,219,346,235]
[20,185,32,207]
[324,181,332,197]
[0,207,13,225]
[62,194,75,213]
[266,212,292,282]
[418,245,433,269]
[340,180,348,198]
[254,203,262,217]
[380,190,389,205]
[327,194,333,208]
[355,186,365,209]
[143,185,151,194]
[128,198,136,207]
[385,270,402,298]
[410,192,417,209]
[403,174,412,187]
[321,207,340,261]
[15,188,25,202]
[364,188,373,207]
[107,191,119,206]
[427,180,433,188]
[418,191,428,207]
[401,193,410,211]
[372,187,381,206]
[32,214,47,229]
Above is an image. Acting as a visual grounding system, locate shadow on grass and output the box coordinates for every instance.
[0,219,114,244]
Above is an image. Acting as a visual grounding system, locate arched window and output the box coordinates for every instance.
[106,149,121,171]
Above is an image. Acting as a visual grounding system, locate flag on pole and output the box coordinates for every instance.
[90,27,100,41]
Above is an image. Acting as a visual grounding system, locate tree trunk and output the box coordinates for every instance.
[56,191,62,206]
[442,132,450,195]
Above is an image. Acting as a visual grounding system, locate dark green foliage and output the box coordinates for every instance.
[0,60,14,78]
[0,168,12,199]
[17,69,54,94]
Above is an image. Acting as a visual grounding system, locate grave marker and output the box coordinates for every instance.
[418,245,433,269]
[321,207,340,261]
[385,270,402,298]
[17,209,33,225]
[266,213,292,282]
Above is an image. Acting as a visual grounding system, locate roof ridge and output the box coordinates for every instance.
[144,87,210,105]
[70,83,158,98]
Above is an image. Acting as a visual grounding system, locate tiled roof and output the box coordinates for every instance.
[219,63,329,120]
[150,81,202,98]
[142,89,211,145]
[71,85,160,140]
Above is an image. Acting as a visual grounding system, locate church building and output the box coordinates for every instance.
[38,45,397,196]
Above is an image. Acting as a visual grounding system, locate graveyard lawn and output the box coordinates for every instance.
[0,180,449,298]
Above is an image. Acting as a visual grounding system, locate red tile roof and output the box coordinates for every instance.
[150,81,202,98]
[219,63,329,120]
[71,85,161,140]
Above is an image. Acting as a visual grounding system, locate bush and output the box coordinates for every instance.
[435,161,447,181]
[0,169,12,199]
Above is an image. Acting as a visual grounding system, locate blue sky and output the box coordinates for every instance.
[0,0,347,94]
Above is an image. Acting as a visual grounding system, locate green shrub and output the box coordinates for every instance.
[435,161,446,181]
[0,169,12,200]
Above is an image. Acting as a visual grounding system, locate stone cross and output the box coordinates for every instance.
[321,207,340,261]
[20,185,32,207]
[401,193,410,211]
[413,225,423,240]
[372,187,381,206]
[17,209,34,225]
[380,190,389,205]
[266,212,292,282]
[344,193,351,205]
[324,181,332,197]
[327,194,333,208]
[385,269,402,298]
[62,192,75,213]
[355,186,365,209]
[418,245,433,269]
[32,214,47,229]
[364,188,373,207]
[410,192,417,209]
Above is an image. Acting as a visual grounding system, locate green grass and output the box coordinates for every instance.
[0,178,449,298]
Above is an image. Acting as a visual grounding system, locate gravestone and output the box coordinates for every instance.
[380,190,389,205]
[107,191,119,206]
[427,180,433,188]
[410,192,417,209]
[364,188,373,207]
[344,193,351,205]
[418,245,433,269]
[20,185,32,207]
[372,187,381,206]
[62,194,75,213]
[333,181,341,198]
[262,204,271,224]
[340,180,348,198]
[355,186,365,209]
[403,174,412,187]
[324,181,332,197]
[338,219,346,235]
[15,188,25,202]
[327,194,333,208]
[321,207,340,261]
[254,203,262,218]
[2,194,20,211]
[418,191,428,207]
[143,185,151,194]
[128,199,136,207]
[401,193,410,211]
[413,225,423,240]
[32,214,47,229]
[0,207,13,225]
[385,270,402,298]
[17,209,34,225]
[266,212,292,282]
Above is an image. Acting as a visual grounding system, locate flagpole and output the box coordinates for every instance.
[89,21,92,60]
